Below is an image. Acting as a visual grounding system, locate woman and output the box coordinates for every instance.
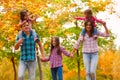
[72,20,109,80]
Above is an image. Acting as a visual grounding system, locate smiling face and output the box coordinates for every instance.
[21,22,30,33]
[52,38,57,47]
[84,20,94,37]
[86,22,92,32]
[51,36,60,47]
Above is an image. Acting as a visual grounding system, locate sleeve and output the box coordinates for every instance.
[28,17,33,21]
[74,34,83,49]
[98,31,110,37]
[94,17,104,24]
[60,47,71,57]
[74,17,86,21]
[35,33,40,42]
[16,35,19,43]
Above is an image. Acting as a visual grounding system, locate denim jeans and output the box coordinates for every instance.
[51,66,63,80]
[83,52,98,80]
[18,60,36,80]
[81,27,98,35]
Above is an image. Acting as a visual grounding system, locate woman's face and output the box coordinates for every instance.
[52,38,57,47]
[85,22,92,32]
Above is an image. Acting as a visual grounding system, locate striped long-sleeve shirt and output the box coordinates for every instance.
[45,47,71,68]
[74,31,109,53]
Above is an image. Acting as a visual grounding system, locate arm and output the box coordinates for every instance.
[28,14,38,23]
[74,17,86,21]
[40,56,50,62]
[61,47,71,57]
[18,20,26,27]
[37,42,45,58]
[94,17,105,25]
[98,22,109,37]
[14,38,23,50]
[71,34,83,55]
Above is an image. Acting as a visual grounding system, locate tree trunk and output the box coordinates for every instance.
[11,56,17,80]
[75,20,80,80]
[36,47,43,80]
[77,50,80,80]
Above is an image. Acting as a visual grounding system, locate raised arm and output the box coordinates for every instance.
[94,17,105,25]
[103,22,109,34]
[18,20,27,27]
[98,22,109,37]
[74,17,86,21]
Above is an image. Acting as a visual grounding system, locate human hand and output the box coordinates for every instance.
[69,53,74,58]
[102,21,106,26]
[40,57,46,62]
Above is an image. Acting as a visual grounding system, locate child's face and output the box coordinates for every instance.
[52,38,57,47]
[24,13,29,20]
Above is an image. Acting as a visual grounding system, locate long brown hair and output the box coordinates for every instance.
[50,36,61,55]
[84,20,94,37]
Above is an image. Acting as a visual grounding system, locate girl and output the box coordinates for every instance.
[18,10,38,42]
[40,36,73,80]
[75,9,106,40]
[72,20,109,80]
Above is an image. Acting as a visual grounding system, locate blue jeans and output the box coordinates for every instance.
[81,27,98,36]
[51,66,63,80]
[18,60,36,80]
[83,52,98,80]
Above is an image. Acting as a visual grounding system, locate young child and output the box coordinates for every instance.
[75,9,106,40]
[40,36,73,80]
[18,10,38,42]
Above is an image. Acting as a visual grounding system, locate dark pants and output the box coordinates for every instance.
[51,66,63,80]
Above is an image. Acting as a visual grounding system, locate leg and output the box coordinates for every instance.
[57,66,63,80]
[93,27,98,35]
[90,52,98,80]
[81,28,86,41]
[31,29,38,42]
[51,68,57,80]
[18,30,24,45]
[18,60,27,80]
[18,30,23,39]
[81,28,86,35]
[83,53,91,80]
[27,61,36,80]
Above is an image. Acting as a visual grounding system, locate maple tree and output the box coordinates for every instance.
[0,0,117,80]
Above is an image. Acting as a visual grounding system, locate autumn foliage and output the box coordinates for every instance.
[0,0,118,80]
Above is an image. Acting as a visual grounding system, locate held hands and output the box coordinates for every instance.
[40,57,46,62]
[69,53,74,58]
